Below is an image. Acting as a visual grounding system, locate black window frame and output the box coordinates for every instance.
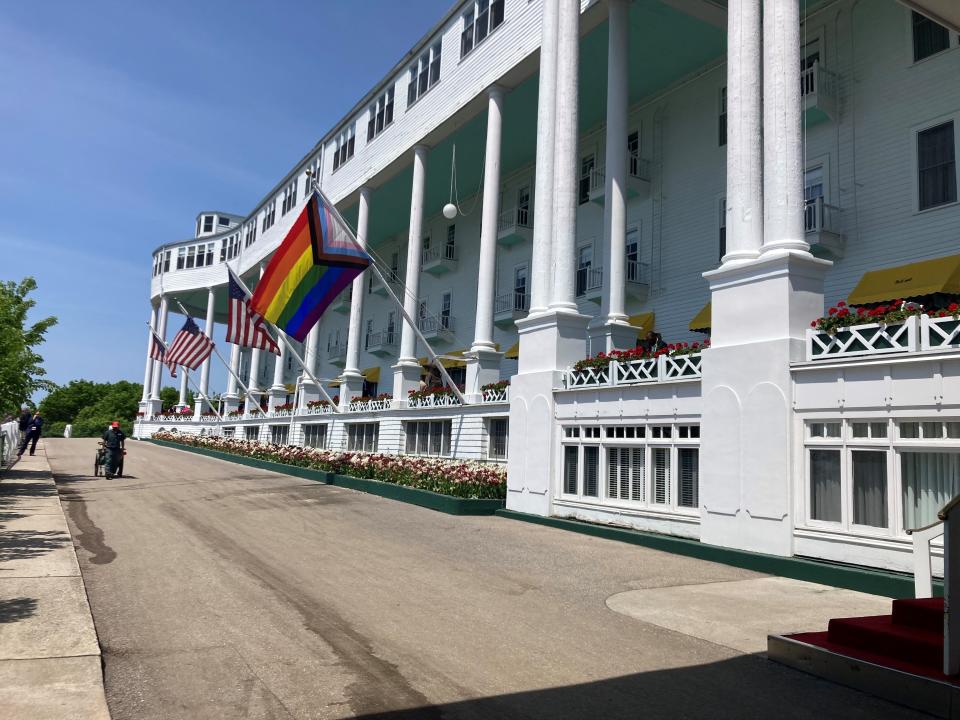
[918,121,957,211]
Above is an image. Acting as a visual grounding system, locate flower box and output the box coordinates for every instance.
[806,315,919,360]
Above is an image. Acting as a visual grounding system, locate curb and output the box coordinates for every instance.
[148,439,505,516]
[495,509,934,599]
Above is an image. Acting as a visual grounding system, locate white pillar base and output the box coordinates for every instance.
[221,393,240,415]
[464,349,503,403]
[340,371,364,410]
[299,380,320,410]
[144,398,162,418]
[244,391,264,414]
[506,309,589,517]
[392,362,422,407]
[587,318,637,354]
[192,397,211,419]
[267,386,288,412]
[699,251,829,556]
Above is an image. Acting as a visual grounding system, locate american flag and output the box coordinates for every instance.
[149,328,177,378]
[226,267,280,355]
[165,317,215,370]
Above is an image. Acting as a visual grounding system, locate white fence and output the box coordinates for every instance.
[806,314,960,361]
[565,353,703,389]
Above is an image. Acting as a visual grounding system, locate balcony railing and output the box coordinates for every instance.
[422,244,458,264]
[564,354,703,389]
[327,342,347,362]
[494,292,529,315]
[365,329,398,355]
[481,386,510,403]
[575,266,603,297]
[418,314,456,336]
[497,206,531,234]
[804,196,840,234]
[626,260,650,286]
[800,60,837,101]
[347,398,392,413]
[806,314,960,361]
[408,393,463,408]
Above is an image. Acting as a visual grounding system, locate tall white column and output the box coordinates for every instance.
[393,145,429,402]
[466,87,507,401]
[267,340,289,410]
[178,368,190,408]
[300,323,322,408]
[723,0,765,264]
[761,0,809,255]
[548,0,581,312]
[343,186,372,406]
[591,0,633,352]
[245,263,266,413]
[528,0,559,315]
[223,343,241,413]
[150,295,169,401]
[196,287,216,413]
[140,304,157,406]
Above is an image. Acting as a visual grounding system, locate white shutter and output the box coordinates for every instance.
[653,448,670,504]
[678,448,699,508]
[631,448,645,502]
[563,446,579,494]
[583,446,599,497]
[607,448,621,498]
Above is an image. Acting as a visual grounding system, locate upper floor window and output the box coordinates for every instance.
[303,156,320,197]
[244,222,257,248]
[912,11,950,62]
[202,215,214,233]
[918,121,957,210]
[261,201,276,232]
[367,87,395,141]
[281,181,298,216]
[461,0,505,58]
[407,40,442,107]
[332,124,355,171]
[218,215,230,227]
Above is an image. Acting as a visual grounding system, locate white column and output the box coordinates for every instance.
[343,186,372,405]
[762,0,809,255]
[223,343,241,413]
[267,340,288,410]
[150,295,169,401]
[472,87,505,351]
[300,323,322,407]
[548,0,581,312]
[197,287,216,410]
[723,0,765,264]
[528,0,559,315]
[393,145,429,402]
[245,264,266,412]
[141,304,157,405]
[178,368,189,407]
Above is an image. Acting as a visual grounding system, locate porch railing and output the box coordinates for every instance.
[408,393,463,408]
[497,205,531,233]
[481,386,510,403]
[422,244,458,264]
[804,196,840,234]
[494,292,529,315]
[626,260,650,285]
[418,314,456,334]
[565,353,703,389]
[575,266,603,296]
[800,60,838,101]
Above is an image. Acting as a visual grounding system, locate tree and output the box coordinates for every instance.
[158,385,193,410]
[0,277,57,417]
[39,380,144,437]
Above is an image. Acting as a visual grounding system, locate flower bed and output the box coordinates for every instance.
[151,431,506,500]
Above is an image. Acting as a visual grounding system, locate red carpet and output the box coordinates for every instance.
[787,597,960,684]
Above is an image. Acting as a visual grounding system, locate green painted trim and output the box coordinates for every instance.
[148,439,504,516]
[496,509,940,599]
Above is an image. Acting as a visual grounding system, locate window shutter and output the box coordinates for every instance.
[653,448,670,504]
[563,446,579,495]
[678,449,699,508]
[583,446,599,497]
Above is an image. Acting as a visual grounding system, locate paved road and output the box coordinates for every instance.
[46,439,921,719]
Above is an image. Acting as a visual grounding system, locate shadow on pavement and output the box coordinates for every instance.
[348,655,916,720]
[0,529,71,564]
[0,596,39,624]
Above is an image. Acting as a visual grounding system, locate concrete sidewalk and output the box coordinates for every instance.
[0,440,110,720]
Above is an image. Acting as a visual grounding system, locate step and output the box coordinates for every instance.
[828,615,942,670]
[892,597,944,634]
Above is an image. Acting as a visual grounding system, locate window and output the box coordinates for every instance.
[367,87,395,141]
[852,451,887,528]
[918,121,956,210]
[303,424,327,449]
[804,166,825,230]
[902,452,960,529]
[223,427,235,438]
[202,215,214,233]
[404,420,451,456]
[516,184,531,226]
[244,222,257,248]
[718,196,727,260]
[346,423,378,452]
[163,251,170,273]
[513,264,528,311]
[487,418,508,460]
[389,251,401,283]
[718,87,727,147]
[218,215,230,227]
[563,446,579,494]
[281,181,298,215]
[578,154,595,205]
[810,449,841,522]
[575,245,593,296]
[244,426,260,441]
[652,448,670,504]
[445,224,456,259]
[186,246,196,269]
[407,41,442,106]
[440,291,452,329]
[678,448,699,508]
[583,446,599,497]
[626,227,640,281]
[607,447,644,502]
[461,0,505,58]
[332,124,356,171]
[261,201,276,232]
[270,425,290,445]
[912,11,950,62]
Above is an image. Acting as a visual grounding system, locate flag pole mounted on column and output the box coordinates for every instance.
[146,322,227,425]
[307,176,467,405]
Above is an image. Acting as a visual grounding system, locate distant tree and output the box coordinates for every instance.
[158,385,193,410]
[39,380,100,425]
[0,277,57,417]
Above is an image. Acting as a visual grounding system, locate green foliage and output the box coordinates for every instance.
[39,380,146,437]
[0,277,58,417]
[158,386,194,410]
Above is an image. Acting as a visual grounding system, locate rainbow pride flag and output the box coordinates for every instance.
[250,190,371,342]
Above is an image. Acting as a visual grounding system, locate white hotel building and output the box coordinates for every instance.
[140,0,960,575]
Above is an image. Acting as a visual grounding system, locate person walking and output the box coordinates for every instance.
[17,406,31,433]
[100,421,126,478]
[17,411,43,457]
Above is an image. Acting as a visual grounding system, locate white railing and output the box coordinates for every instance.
[910,520,943,599]
[303,404,335,415]
[497,206,531,234]
[155,413,196,423]
[328,341,347,359]
[481,386,509,403]
[422,244,457,264]
[408,393,463,408]
[589,164,606,194]
[418,315,456,334]
[629,153,651,182]
[804,196,840,234]
[494,292,529,315]
[626,260,650,285]
[565,353,703,389]
[807,315,919,360]
[923,314,960,350]
[800,60,838,101]
[348,398,392,413]
[268,408,293,418]
[576,266,603,296]
[1,421,19,466]
[365,329,398,352]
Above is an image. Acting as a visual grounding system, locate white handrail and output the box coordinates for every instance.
[909,520,944,599]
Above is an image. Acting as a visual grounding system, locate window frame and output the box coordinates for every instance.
[403,419,452,457]
[485,417,509,461]
[460,0,505,60]
[914,118,958,213]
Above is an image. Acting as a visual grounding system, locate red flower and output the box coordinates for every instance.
[949,303,959,312]
[828,307,837,315]
[810,321,817,328]
[837,300,846,307]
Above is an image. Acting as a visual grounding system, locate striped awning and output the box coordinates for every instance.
[847,254,960,305]
[689,302,711,332]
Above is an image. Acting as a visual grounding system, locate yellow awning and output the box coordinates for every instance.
[419,350,467,369]
[689,302,711,332]
[628,312,655,335]
[362,366,380,382]
[504,341,519,359]
[329,379,341,388]
[847,254,960,305]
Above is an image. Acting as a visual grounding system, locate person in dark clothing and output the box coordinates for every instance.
[637,330,666,355]
[17,412,43,457]
[101,422,126,478]
[17,407,32,433]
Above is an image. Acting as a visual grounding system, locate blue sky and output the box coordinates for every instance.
[0,0,451,398]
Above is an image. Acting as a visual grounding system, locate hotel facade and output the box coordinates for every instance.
[138,0,960,576]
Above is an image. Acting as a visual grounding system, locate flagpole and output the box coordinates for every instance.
[226,272,343,413]
[169,299,263,415]
[308,180,467,405]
